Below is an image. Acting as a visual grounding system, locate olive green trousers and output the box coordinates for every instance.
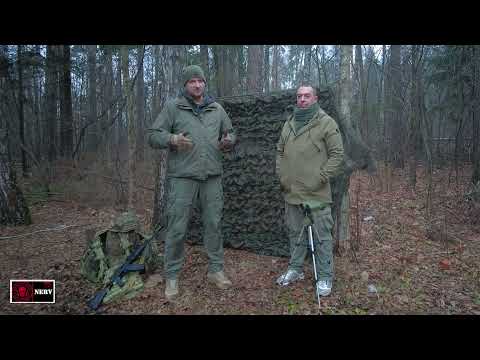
[285,202,334,281]
[164,176,224,280]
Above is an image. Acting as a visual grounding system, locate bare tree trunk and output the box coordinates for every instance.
[247,45,263,93]
[264,45,270,92]
[383,46,393,192]
[436,87,444,165]
[335,45,353,254]
[33,45,42,156]
[152,150,168,236]
[200,45,209,86]
[0,141,31,225]
[355,45,368,138]
[216,46,234,97]
[390,45,404,169]
[0,54,31,224]
[313,46,322,87]
[214,46,230,97]
[104,46,114,162]
[293,46,305,85]
[418,69,433,220]
[214,46,221,96]
[151,45,185,229]
[45,45,58,162]
[59,45,73,159]
[471,45,480,184]
[17,45,27,176]
[151,47,171,234]
[171,46,184,97]
[163,46,175,100]
[24,55,34,157]
[87,45,98,152]
[115,53,123,150]
[152,161,168,235]
[136,46,145,163]
[259,45,264,90]
[121,46,136,210]
[408,46,418,189]
[322,46,331,86]
[237,46,247,94]
[454,48,466,185]
[379,45,386,159]
[271,45,279,90]
[224,46,233,96]
[231,46,240,95]
[152,45,161,118]
[333,45,376,256]
[304,45,312,83]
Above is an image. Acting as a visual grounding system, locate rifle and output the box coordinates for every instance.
[87,224,164,311]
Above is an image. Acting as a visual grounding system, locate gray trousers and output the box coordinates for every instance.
[285,202,334,281]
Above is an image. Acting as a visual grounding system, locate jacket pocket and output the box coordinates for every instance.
[293,174,322,194]
[308,130,325,154]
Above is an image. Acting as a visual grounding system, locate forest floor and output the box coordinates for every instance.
[1,163,480,315]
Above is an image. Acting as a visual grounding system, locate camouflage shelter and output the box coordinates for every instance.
[187,88,339,257]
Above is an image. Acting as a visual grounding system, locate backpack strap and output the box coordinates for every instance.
[119,232,131,256]
[91,236,108,283]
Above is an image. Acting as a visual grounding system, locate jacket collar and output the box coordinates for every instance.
[175,93,217,112]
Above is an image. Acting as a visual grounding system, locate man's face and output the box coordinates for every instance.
[296,86,318,108]
[185,77,205,100]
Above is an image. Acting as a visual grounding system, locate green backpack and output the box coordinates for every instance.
[80,211,162,305]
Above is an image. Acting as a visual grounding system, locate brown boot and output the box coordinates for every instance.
[165,279,179,301]
[207,271,232,289]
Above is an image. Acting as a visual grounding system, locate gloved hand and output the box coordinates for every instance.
[170,132,193,151]
[218,130,234,152]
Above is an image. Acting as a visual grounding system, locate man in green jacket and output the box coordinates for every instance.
[275,85,344,296]
[148,65,236,300]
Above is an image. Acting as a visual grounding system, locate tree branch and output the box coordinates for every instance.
[0,224,87,240]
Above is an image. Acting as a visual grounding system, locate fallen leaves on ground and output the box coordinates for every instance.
[1,165,479,315]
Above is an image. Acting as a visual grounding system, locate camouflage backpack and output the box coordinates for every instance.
[80,211,161,305]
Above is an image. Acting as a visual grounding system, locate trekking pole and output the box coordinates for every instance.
[303,205,321,309]
[307,223,321,309]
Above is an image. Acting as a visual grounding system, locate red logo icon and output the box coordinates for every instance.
[11,281,34,302]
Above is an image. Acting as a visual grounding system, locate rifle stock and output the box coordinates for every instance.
[87,288,108,310]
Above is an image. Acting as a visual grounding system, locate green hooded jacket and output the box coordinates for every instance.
[276,106,344,205]
[148,95,236,180]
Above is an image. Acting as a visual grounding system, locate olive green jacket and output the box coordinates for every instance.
[148,95,236,180]
[276,106,344,205]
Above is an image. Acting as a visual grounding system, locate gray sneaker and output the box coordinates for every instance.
[165,279,179,301]
[316,280,332,297]
[276,269,305,286]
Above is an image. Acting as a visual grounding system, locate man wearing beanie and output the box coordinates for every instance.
[148,65,236,301]
[275,85,344,297]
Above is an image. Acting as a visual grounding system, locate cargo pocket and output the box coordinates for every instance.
[166,179,194,217]
[211,181,224,217]
[315,207,334,235]
[165,179,175,216]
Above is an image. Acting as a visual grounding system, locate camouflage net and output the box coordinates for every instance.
[187,88,339,257]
